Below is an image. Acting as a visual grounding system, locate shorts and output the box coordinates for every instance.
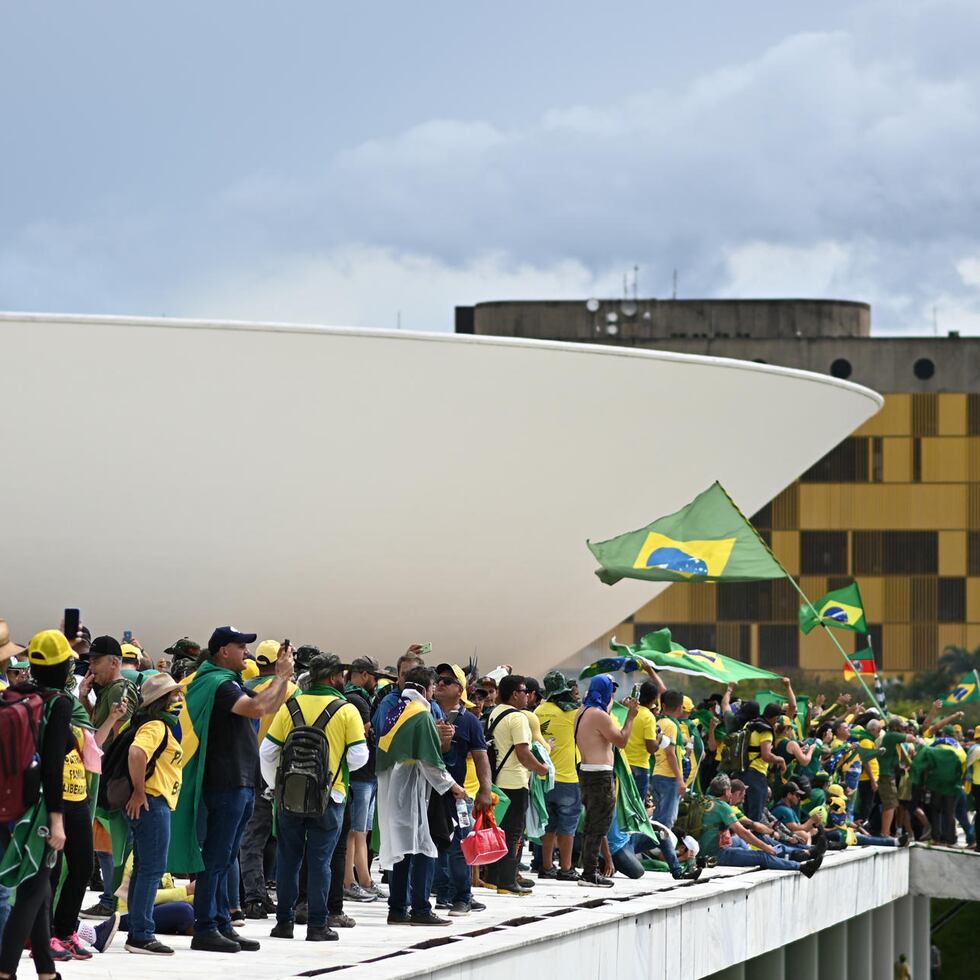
[348,779,377,833]
[878,774,899,809]
[544,781,582,836]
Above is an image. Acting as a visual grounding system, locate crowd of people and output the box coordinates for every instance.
[0,615,978,976]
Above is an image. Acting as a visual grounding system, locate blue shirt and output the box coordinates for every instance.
[771,802,800,825]
[442,708,487,784]
[371,689,445,739]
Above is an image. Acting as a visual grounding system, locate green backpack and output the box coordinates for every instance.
[719,726,750,775]
[674,792,711,839]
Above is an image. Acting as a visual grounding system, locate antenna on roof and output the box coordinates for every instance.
[672,269,678,301]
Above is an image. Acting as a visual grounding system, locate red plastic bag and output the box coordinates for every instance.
[460,808,508,866]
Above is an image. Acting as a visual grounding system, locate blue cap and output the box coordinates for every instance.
[207,626,258,654]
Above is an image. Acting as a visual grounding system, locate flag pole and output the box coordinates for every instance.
[714,482,885,715]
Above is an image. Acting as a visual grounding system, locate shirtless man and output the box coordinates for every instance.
[574,674,637,887]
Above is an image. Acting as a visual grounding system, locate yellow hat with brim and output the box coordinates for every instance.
[826,784,846,798]
[27,630,77,667]
[682,696,695,712]
[255,639,281,666]
[120,643,141,663]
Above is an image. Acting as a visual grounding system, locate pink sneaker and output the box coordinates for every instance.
[48,938,74,962]
[63,933,94,960]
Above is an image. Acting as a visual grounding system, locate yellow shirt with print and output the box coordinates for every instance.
[489,704,532,790]
[132,719,184,809]
[534,701,579,783]
[652,716,681,778]
[625,705,658,770]
[748,728,773,775]
[265,693,366,799]
[63,726,88,803]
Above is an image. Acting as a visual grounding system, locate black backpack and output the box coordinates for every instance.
[275,697,349,818]
[98,720,169,811]
[484,707,519,781]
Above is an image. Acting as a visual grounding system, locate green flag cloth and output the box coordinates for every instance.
[587,482,786,586]
[943,671,980,707]
[602,629,781,685]
[376,698,446,772]
[799,582,868,635]
[610,702,659,836]
[168,659,241,873]
[0,796,50,889]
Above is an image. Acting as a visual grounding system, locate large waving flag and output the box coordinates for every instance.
[843,646,877,681]
[943,670,980,707]
[587,482,786,586]
[800,582,868,635]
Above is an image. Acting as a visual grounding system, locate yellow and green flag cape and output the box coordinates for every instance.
[944,670,980,707]
[587,482,785,586]
[376,698,445,772]
[799,582,867,635]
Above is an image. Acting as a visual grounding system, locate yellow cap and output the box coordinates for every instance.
[242,659,260,681]
[27,630,77,667]
[255,639,281,666]
[826,784,846,798]
[120,643,141,663]
[682,696,694,712]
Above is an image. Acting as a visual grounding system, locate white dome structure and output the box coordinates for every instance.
[0,312,881,672]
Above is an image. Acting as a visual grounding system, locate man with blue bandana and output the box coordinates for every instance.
[574,674,638,888]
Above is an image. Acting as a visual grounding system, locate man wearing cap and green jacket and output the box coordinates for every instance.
[911,729,967,846]
[170,627,293,954]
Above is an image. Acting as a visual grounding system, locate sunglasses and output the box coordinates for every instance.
[437,676,461,686]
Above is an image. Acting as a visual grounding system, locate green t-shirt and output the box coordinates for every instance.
[877,731,908,778]
[699,798,738,858]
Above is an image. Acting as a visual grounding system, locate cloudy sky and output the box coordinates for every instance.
[3,1,980,334]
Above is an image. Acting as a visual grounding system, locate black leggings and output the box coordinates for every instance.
[0,827,56,976]
[52,800,94,940]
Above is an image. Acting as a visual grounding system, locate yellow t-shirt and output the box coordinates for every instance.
[464,754,480,799]
[489,704,532,790]
[625,705,658,770]
[132,719,184,809]
[652,716,680,778]
[248,676,300,743]
[749,729,773,775]
[858,737,879,782]
[265,693,366,799]
[535,701,579,783]
[525,709,544,747]
[63,726,88,803]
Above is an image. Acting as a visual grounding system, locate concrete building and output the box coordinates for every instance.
[456,298,980,675]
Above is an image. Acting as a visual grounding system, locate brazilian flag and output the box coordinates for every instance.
[944,671,980,707]
[587,482,785,586]
[799,582,867,635]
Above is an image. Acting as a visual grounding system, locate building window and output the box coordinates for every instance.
[751,503,772,530]
[938,578,966,623]
[872,437,884,482]
[913,358,935,380]
[758,625,799,668]
[969,532,980,576]
[968,394,980,436]
[830,358,852,379]
[717,580,796,621]
[852,531,938,575]
[800,531,848,574]
[912,438,922,482]
[800,438,869,483]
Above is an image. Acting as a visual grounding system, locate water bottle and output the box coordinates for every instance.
[456,798,472,829]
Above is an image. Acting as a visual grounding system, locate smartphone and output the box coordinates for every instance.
[419,642,433,656]
[630,684,640,700]
[63,608,80,641]
[122,630,133,644]
[283,639,290,650]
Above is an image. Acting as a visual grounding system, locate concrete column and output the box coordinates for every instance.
[818,920,847,977]
[784,933,818,980]
[913,895,931,980]
[872,903,895,980]
[744,946,785,980]
[847,911,873,980]
[707,964,745,980]
[892,895,915,968]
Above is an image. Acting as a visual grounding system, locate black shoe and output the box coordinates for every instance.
[434,900,452,910]
[243,900,268,920]
[449,901,470,917]
[537,867,558,880]
[675,868,702,881]
[79,901,115,920]
[221,929,260,952]
[269,922,294,939]
[191,931,241,953]
[898,830,910,848]
[327,913,356,929]
[260,894,278,914]
[800,854,824,879]
[516,875,535,888]
[467,899,486,912]
[293,901,308,925]
[812,828,828,857]
[495,882,532,896]
[124,937,174,956]
[306,925,339,942]
[578,872,614,888]
[410,910,451,926]
[387,911,412,925]
[556,869,581,882]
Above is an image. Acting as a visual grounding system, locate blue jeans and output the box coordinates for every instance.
[715,848,800,872]
[544,781,582,836]
[349,780,377,834]
[855,833,896,847]
[275,800,345,929]
[389,853,436,916]
[0,883,11,957]
[225,853,241,912]
[631,766,650,804]
[650,776,681,829]
[740,769,769,823]
[125,795,172,941]
[97,850,116,908]
[194,787,254,935]
[434,798,473,905]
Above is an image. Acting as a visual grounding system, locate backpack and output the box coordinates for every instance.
[674,792,711,840]
[0,687,61,821]
[484,707,519,781]
[275,697,349,818]
[98,719,169,811]
[719,726,751,775]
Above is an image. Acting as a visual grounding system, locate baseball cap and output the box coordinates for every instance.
[27,629,77,667]
[255,640,282,666]
[349,655,380,673]
[207,626,257,654]
[309,652,344,677]
[120,643,141,664]
[681,835,700,857]
[779,781,802,798]
[436,663,474,707]
[89,635,123,660]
